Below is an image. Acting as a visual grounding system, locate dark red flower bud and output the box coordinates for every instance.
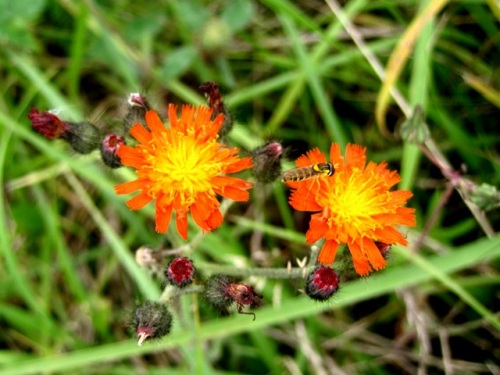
[199,82,233,138]
[131,301,173,346]
[28,108,101,154]
[204,274,262,320]
[374,241,391,259]
[305,266,339,301]
[251,141,284,183]
[165,257,196,288]
[124,93,150,132]
[101,134,126,168]
[28,108,69,139]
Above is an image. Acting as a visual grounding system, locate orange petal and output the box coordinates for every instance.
[347,240,372,276]
[288,182,322,212]
[145,110,166,134]
[115,179,145,195]
[176,210,188,240]
[212,176,252,201]
[329,143,341,165]
[363,237,387,272]
[373,226,408,246]
[190,194,218,230]
[117,145,146,166]
[130,123,152,144]
[126,192,152,210]
[317,240,339,265]
[207,209,223,230]
[168,104,178,129]
[391,190,414,205]
[296,148,326,167]
[395,207,417,226]
[305,214,329,244]
[225,157,253,173]
[217,186,250,201]
[155,200,173,233]
[344,144,366,169]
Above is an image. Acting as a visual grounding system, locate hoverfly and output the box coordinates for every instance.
[281,162,335,182]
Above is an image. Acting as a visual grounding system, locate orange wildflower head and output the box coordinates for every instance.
[115,104,253,240]
[286,144,416,276]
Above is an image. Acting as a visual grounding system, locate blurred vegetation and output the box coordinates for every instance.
[1,0,499,374]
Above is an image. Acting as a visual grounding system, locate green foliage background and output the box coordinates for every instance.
[0,0,499,374]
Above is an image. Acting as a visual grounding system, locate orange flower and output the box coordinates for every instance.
[286,144,416,276]
[115,105,253,239]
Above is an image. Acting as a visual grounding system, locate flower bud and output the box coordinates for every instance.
[470,183,500,212]
[199,82,233,138]
[165,257,196,288]
[100,134,125,168]
[305,266,339,301]
[250,141,284,183]
[131,301,173,346]
[124,93,150,132]
[28,108,69,139]
[64,121,101,154]
[28,108,101,154]
[374,241,391,259]
[204,274,262,320]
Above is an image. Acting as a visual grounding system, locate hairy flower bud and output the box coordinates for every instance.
[204,274,262,320]
[165,257,196,288]
[131,301,173,346]
[64,121,101,154]
[305,266,339,301]
[101,134,125,168]
[199,82,233,138]
[124,93,150,132]
[28,108,101,154]
[251,141,284,183]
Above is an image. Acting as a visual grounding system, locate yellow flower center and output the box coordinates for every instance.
[319,168,390,236]
[147,132,223,205]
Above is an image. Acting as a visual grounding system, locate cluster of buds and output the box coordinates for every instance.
[27,92,153,169]
[130,257,263,345]
[28,108,102,155]
[27,107,126,168]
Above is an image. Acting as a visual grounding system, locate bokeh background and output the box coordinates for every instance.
[1,0,499,374]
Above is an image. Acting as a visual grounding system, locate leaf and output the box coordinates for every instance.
[160,46,198,80]
[221,0,255,33]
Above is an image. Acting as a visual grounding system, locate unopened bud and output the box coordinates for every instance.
[28,108,100,154]
[199,82,233,138]
[165,257,196,288]
[305,266,339,301]
[400,105,429,144]
[204,274,262,320]
[101,134,125,168]
[64,121,101,154]
[471,183,500,212]
[124,93,150,132]
[251,141,284,183]
[131,301,173,346]
[28,108,70,139]
[374,241,391,259]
